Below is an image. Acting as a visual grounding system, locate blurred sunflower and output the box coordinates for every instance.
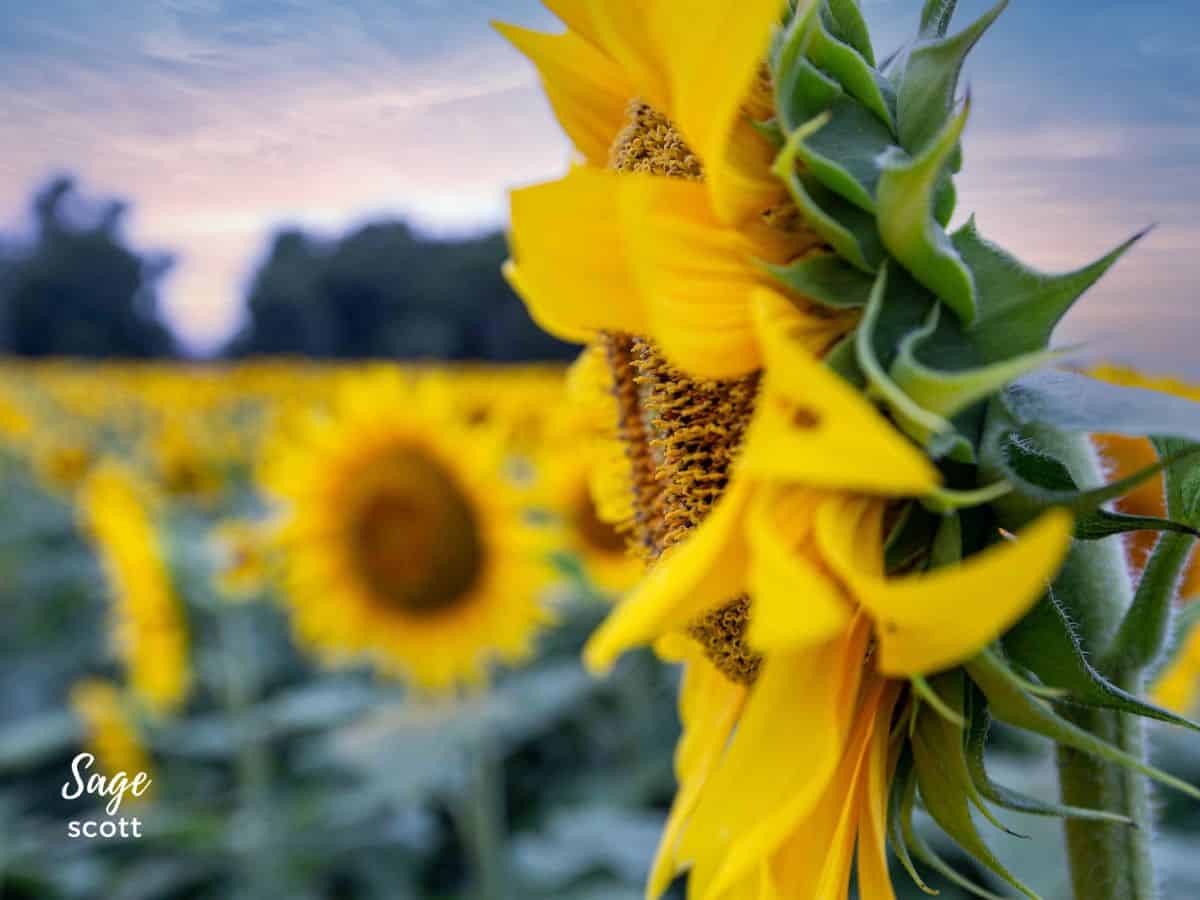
[69,679,155,800]
[498,0,854,381]
[33,432,96,493]
[262,370,554,692]
[1091,365,1200,599]
[79,463,191,715]
[149,417,224,503]
[211,518,278,600]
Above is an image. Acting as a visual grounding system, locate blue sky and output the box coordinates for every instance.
[1,0,1197,372]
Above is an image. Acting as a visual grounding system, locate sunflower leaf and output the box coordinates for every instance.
[877,100,976,323]
[1001,592,1200,731]
[1004,369,1200,441]
[776,165,886,272]
[967,649,1200,800]
[762,252,876,308]
[963,684,1133,825]
[1154,437,1200,526]
[790,93,895,212]
[899,0,1007,153]
[890,750,940,895]
[1075,510,1200,542]
[954,220,1146,364]
[778,55,842,132]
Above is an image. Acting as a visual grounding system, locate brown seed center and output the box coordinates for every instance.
[349,449,485,616]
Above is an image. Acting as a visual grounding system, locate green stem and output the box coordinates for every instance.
[456,740,508,900]
[984,422,1158,900]
[1104,532,1197,674]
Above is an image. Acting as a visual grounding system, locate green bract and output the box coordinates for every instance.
[764,1,1200,896]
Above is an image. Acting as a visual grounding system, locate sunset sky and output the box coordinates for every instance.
[1,0,1197,372]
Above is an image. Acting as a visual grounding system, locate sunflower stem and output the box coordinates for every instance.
[1020,430,1159,900]
[456,738,509,900]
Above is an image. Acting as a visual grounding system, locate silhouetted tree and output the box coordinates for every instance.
[226,220,574,362]
[0,178,175,358]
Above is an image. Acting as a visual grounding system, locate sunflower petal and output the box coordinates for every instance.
[818,501,1075,676]
[739,289,941,495]
[621,176,769,378]
[584,1,670,111]
[652,0,788,225]
[508,170,648,342]
[583,481,752,672]
[746,486,854,650]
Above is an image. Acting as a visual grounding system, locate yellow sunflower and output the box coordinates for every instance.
[262,370,554,692]
[79,462,191,716]
[497,0,853,381]
[584,292,1073,898]
[69,679,155,801]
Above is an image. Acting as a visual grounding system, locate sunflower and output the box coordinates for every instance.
[69,679,155,801]
[261,370,554,692]
[586,290,1072,898]
[79,462,191,715]
[498,0,854,381]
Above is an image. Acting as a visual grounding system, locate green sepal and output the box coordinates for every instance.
[885,501,939,574]
[807,5,896,130]
[919,0,960,39]
[824,332,866,387]
[790,92,895,212]
[775,156,886,272]
[898,1,1007,153]
[761,252,876,308]
[750,117,785,149]
[1002,592,1200,732]
[995,429,1200,514]
[955,220,1147,364]
[877,100,976,324]
[966,650,1200,801]
[777,55,841,133]
[824,0,875,66]
[963,684,1134,825]
[1003,369,1200,442]
[889,749,940,895]
[912,673,1030,846]
[891,302,1061,420]
[857,265,960,452]
[1075,510,1200,542]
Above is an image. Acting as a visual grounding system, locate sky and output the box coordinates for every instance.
[0,0,1197,372]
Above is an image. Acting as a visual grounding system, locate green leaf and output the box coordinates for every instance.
[920,0,960,39]
[898,1,1008,153]
[966,649,1200,801]
[954,219,1147,364]
[963,684,1134,825]
[1004,370,1200,441]
[1075,510,1200,542]
[1002,592,1200,731]
[775,162,886,272]
[996,429,1200,514]
[761,252,876,308]
[1154,437,1200,526]
[824,332,866,387]
[777,55,842,133]
[877,100,976,323]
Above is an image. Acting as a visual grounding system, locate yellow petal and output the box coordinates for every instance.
[583,480,752,673]
[739,289,941,495]
[494,23,630,166]
[856,687,900,900]
[649,649,748,897]
[542,0,601,47]
[746,486,853,651]
[508,170,648,342]
[681,621,869,896]
[584,1,670,112]
[818,501,1076,677]
[621,176,769,378]
[651,0,787,226]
